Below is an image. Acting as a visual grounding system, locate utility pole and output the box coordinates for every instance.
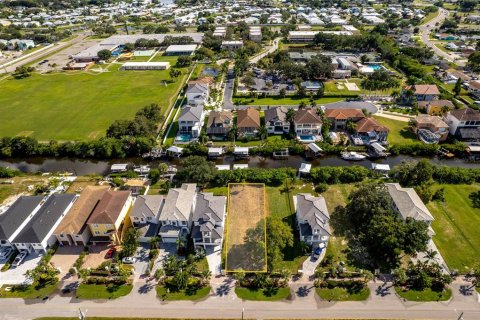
[78,308,87,320]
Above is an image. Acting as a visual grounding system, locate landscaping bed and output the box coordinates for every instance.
[395,286,452,302]
[315,280,370,301]
[76,283,133,300]
[235,286,291,301]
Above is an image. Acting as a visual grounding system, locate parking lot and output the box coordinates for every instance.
[238,69,294,95]
[0,252,42,286]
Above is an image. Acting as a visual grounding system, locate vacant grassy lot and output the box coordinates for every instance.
[316,286,370,301]
[373,116,417,145]
[235,286,291,301]
[226,183,266,272]
[0,59,187,141]
[427,184,480,271]
[0,176,49,204]
[0,283,58,299]
[75,283,133,299]
[395,287,452,302]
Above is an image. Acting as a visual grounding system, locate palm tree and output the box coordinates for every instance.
[200,270,212,285]
[150,236,160,250]
[176,236,187,251]
[424,249,438,263]
[258,125,268,142]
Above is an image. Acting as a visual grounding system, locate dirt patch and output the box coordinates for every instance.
[65,178,100,194]
[226,183,266,272]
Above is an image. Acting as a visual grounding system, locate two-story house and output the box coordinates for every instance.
[412,115,449,143]
[186,83,209,106]
[293,193,331,246]
[55,186,110,246]
[177,105,205,139]
[12,194,78,253]
[265,107,290,134]
[206,110,233,138]
[443,108,480,141]
[236,108,261,137]
[191,192,227,251]
[158,184,197,243]
[402,84,440,103]
[294,108,323,140]
[325,108,365,131]
[0,196,45,249]
[385,183,435,237]
[130,195,165,243]
[354,117,389,144]
[87,190,133,245]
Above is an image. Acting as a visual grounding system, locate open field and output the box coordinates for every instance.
[427,184,480,271]
[226,183,267,272]
[373,116,417,145]
[0,59,188,141]
[0,176,49,204]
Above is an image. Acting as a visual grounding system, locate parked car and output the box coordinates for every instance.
[121,257,136,264]
[0,248,13,260]
[312,247,322,260]
[12,251,28,267]
[105,247,116,259]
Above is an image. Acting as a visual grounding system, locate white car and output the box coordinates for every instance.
[12,251,28,267]
[121,257,136,264]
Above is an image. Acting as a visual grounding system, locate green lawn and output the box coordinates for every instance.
[0,283,58,299]
[395,287,452,301]
[156,285,211,301]
[234,96,344,106]
[235,286,291,301]
[427,184,480,271]
[0,59,188,141]
[75,283,133,299]
[421,11,440,24]
[373,116,417,145]
[316,286,370,301]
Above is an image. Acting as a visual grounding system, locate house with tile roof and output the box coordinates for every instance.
[236,108,260,137]
[265,107,290,134]
[192,192,227,250]
[158,184,197,243]
[0,196,45,249]
[412,115,449,143]
[87,190,133,245]
[294,108,322,139]
[354,117,389,144]
[443,108,480,141]
[325,108,365,131]
[54,186,110,246]
[293,193,331,246]
[130,195,165,243]
[206,110,233,137]
[385,183,435,236]
[12,194,78,253]
[402,84,440,102]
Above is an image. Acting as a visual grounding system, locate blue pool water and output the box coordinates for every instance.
[175,133,192,142]
[299,135,316,142]
[111,45,125,57]
[368,64,382,70]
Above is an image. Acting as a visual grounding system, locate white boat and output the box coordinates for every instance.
[341,151,366,161]
[133,165,150,174]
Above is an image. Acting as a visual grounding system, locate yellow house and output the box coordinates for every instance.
[87,190,133,245]
[418,100,454,115]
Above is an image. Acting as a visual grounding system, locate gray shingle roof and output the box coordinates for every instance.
[265,107,288,125]
[130,195,164,220]
[12,194,77,244]
[0,196,44,240]
[193,192,226,223]
[160,184,197,222]
[178,105,204,122]
[385,183,434,222]
[295,193,331,236]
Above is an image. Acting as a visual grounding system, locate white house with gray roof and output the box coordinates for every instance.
[0,196,45,249]
[178,105,205,139]
[186,83,209,106]
[130,195,165,242]
[192,192,226,250]
[385,183,435,236]
[294,194,331,246]
[158,184,197,243]
[12,193,78,253]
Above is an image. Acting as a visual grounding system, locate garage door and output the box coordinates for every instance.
[61,241,70,246]
[162,237,177,243]
[76,241,84,246]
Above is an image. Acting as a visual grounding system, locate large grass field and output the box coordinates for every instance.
[373,116,417,145]
[427,184,480,271]
[0,59,188,141]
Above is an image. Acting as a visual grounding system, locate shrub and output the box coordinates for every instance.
[315,183,329,193]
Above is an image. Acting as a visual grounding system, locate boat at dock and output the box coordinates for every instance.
[341,151,367,161]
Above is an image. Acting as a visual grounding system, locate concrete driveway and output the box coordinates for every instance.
[132,245,150,278]
[83,245,114,269]
[205,247,222,276]
[151,243,177,275]
[0,252,42,286]
[50,246,83,281]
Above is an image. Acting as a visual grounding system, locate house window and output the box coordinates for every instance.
[180,221,186,226]
[94,224,98,228]
[147,217,152,221]
[95,231,100,235]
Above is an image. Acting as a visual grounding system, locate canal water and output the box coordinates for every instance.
[0,155,477,176]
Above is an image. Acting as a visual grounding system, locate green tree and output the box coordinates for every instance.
[97,49,113,61]
[266,217,294,271]
[121,227,140,257]
[177,156,216,186]
[467,51,480,72]
[453,78,462,96]
[169,68,181,81]
[172,270,189,290]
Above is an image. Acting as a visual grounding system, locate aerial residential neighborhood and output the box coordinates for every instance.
[0,0,480,319]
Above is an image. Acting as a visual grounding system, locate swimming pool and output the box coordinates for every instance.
[175,133,193,143]
[111,45,125,57]
[368,64,383,70]
[299,135,316,142]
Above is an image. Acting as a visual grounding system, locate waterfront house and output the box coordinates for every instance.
[130,195,165,243]
[192,192,227,250]
[236,108,261,137]
[294,108,322,140]
[206,110,233,137]
[443,108,480,141]
[412,115,449,143]
[325,108,365,131]
[294,194,331,246]
[353,117,389,144]
[265,107,290,134]
[177,105,205,139]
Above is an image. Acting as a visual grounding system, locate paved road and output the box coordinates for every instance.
[223,68,235,109]
[0,32,89,74]
[0,277,479,319]
[419,8,465,66]
[249,37,281,64]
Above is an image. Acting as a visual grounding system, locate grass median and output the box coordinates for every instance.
[235,286,291,301]
[75,283,133,300]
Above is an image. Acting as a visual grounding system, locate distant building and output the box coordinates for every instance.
[121,62,170,70]
[444,108,480,141]
[249,26,262,42]
[221,40,243,50]
[164,44,197,56]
